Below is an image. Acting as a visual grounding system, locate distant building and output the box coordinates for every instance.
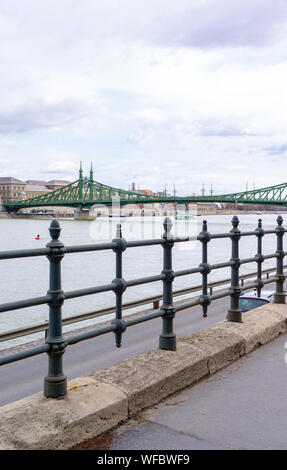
[26,179,48,186]
[0,177,71,203]
[0,177,27,202]
[153,190,172,197]
[24,179,71,199]
[137,189,153,196]
[25,184,51,198]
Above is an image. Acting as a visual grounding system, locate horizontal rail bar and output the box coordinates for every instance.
[174,235,198,243]
[174,298,201,312]
[210,290,232,301]
[210,233,232,239]
[1,264,285,343]
[0,343,49,366]
[0,295,49,314]
[173,267,203,277]
[126,239,163,248]
[240,257,258,264]
[64,283,116,300]
[125,309,164,327]
[126,274,165,287]
[209,261,232,270]
[261,276,278,285]
[263,254,278,260]
[0,248,50,260]
[1,255,280,316]
[264,229,278,235]
[65,323,117,345]
[240,276,278,292]
[65,242,117,253]
[0,227,281,262]
[240,231,258,237]
[240,282,260,291]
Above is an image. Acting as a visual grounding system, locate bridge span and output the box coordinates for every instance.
[4,164,287,211]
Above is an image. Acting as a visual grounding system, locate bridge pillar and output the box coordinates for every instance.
[74,208,97,220]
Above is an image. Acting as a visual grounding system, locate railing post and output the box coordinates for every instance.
[199,220,211,317]
[274,215,286,304]
[44,219,67,398]
[159,217,176,351]
[255,218,264,298]
[112,224,127,347]
[228,216,242,323]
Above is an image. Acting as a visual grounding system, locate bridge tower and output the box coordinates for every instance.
[89,162,94,202]
[78,161,84,203]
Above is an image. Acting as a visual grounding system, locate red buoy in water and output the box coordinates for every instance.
[35,234,40,240]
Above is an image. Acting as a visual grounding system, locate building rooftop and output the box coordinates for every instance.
[0,177,26,185]
[25,185,51,192]
[26,180,47,186]
[47,180,70,185]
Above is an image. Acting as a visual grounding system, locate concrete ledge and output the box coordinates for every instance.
[0,376,128,450]
[179,324,245,374]
[0,303,286,449]
[91,342,209,417]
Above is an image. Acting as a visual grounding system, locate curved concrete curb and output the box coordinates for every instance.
[0,377,127,450]
[0,303,287,450]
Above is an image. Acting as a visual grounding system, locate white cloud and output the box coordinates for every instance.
[0,0,287,193]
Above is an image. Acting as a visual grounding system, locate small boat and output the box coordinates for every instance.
[175,213,195,220]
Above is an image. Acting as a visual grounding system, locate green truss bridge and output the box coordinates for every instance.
[4,164,287,212]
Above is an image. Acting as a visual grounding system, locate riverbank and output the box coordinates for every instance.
[0,212,73,219]
[0,209,286,220]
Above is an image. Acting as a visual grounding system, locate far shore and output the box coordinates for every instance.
[0,209,287,220]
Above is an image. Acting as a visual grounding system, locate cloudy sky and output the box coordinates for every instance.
[1,0,287,195]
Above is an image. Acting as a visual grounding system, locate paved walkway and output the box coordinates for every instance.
[104,334,287,450]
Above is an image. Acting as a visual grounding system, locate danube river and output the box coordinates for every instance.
[0,212,283,349]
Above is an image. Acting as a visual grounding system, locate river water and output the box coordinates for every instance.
[0,212,283,349]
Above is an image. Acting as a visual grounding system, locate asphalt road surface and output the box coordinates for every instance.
[107,335,287,450]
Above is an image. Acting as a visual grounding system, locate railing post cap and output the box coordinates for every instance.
[277,215,283,226]
[47,219,64,250]
[163,217,173,233]
[231,215,239,228]
[112,223,127,252]
[49,219,61,240]
[256,218,264,236]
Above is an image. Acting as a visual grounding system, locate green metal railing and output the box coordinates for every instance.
[0,215,286,399]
